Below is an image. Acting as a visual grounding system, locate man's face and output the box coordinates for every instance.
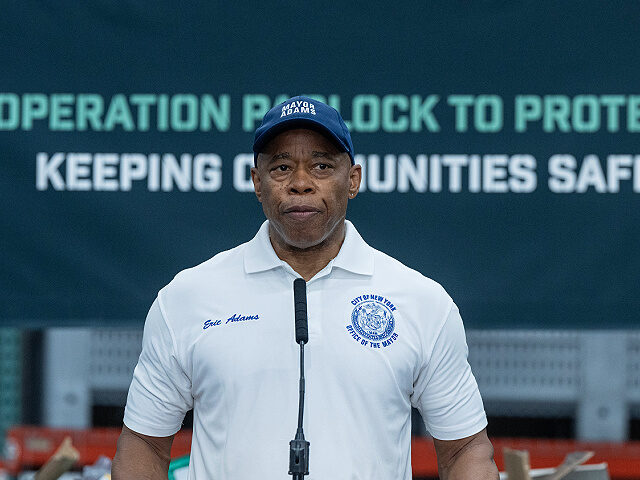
[251,128,361,250]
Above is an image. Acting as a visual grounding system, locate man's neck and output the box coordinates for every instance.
[268,222,346,281]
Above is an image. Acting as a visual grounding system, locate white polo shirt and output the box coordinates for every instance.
[124,220,487,479]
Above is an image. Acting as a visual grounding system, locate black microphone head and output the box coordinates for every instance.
[293,278,308,344]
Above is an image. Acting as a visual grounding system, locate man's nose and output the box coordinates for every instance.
[289,167,315,194]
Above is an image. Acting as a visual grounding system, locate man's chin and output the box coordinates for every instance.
[269,217,344,251]
[281,233,325,250]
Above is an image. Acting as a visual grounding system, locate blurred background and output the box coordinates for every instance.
[1,1,639,478]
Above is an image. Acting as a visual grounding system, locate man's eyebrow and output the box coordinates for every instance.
[268,152,291,162]
[311,151,337,159]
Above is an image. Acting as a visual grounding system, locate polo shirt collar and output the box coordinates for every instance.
[243,221,282,274]
[332,220,375,275]
[243,220,374,276]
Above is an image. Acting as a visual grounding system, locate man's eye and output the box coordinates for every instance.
[273,165,289,172]
[315,163,329,170]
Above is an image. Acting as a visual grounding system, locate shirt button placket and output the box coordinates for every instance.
[306,282,322,340]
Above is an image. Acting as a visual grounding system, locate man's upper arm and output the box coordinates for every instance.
[118,425,174,460]
[124,297,193,437]
[433,428,498,480]
[112,425,175,480]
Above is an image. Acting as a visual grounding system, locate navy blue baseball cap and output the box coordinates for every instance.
[253,95,354,165]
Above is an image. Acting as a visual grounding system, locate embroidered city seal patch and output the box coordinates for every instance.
[346,294,399,348]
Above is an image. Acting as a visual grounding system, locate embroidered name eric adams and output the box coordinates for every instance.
[345,294,399,349]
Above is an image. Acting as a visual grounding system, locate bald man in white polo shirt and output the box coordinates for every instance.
[113,96,498,480]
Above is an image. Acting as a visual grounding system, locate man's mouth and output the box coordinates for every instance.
[283,205,321,220]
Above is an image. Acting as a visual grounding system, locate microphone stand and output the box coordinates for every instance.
[289,340,310,479]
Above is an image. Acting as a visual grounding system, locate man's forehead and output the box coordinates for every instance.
[267,150,339,161]
[261,128,344,154]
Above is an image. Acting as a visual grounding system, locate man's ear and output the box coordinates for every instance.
[348,163,362,198]
[250,165,262,202]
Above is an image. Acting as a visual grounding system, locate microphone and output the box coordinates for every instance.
[293,278,308,344]
[289,278,310,479]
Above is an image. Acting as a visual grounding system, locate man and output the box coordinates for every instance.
[113,96,498,479]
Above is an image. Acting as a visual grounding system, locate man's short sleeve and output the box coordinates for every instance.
[411,302,487,440]
[123,297,193,437]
